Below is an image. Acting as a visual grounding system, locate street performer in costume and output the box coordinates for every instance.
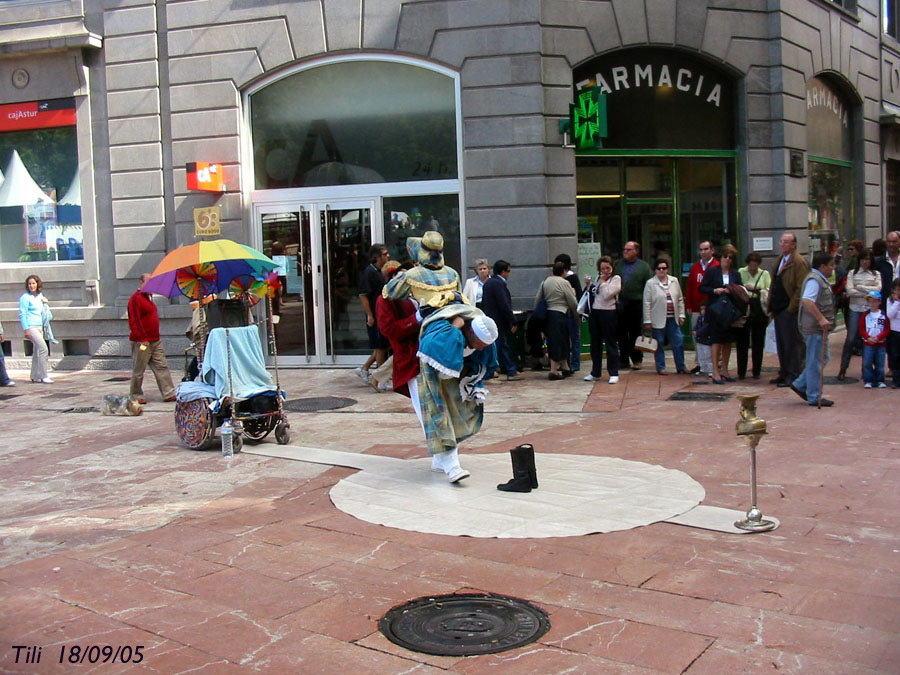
[383,231,465,313]
[417,304,498,482]
[384,231,498,483]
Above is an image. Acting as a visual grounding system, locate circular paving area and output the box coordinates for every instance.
[329,453,705,538]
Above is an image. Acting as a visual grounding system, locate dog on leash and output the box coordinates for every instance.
[101,394,143,416]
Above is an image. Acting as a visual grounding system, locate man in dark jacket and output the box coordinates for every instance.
[481,260,521,380]
[614,241,652,369]
[767,232,809,386]
[875,230,900,308]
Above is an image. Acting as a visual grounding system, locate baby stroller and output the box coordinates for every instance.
[175,312,291,451]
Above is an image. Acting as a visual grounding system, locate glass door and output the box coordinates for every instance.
[259,209,317,362]
[624,158,676,270]
[318,202,374,364]
[256,200,377,365]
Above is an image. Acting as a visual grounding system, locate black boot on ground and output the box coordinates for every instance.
[517,443,538,489]
[497,444,538,492]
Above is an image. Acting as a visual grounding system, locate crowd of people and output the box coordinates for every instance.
[360,230,900,417]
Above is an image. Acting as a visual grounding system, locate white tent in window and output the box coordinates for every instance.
[59,170,80,206]
[0,149,54,206]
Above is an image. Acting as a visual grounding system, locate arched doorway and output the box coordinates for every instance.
[245,56,463,365]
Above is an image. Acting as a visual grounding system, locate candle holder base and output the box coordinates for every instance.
[734,507,777,532]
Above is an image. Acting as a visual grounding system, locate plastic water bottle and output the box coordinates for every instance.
[221,419,233,458]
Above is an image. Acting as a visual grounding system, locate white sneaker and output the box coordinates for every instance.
[864,382,873,389]
[608,376,619,384]
[583,374,600,381]
[877,382,887,388]
[1,381,13,387]
[447,466,470,483]
[41,377,53,384]
[354,367,372,384]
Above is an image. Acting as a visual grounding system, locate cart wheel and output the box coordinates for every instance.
[233,433,243,453]
[275,422,291,445]
[242,417,274,442]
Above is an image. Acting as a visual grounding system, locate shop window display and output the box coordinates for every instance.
[805,75,855,253]
[0,99,81,264]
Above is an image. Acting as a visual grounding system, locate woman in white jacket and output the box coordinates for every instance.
[462,258,490,309]
[642,259,687,375]
[839,249,882,380]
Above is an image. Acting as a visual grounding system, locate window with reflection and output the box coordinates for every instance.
[382,194,461,274]
[806,75,855,252]
[250,61,458,189]
[0,98,81,264]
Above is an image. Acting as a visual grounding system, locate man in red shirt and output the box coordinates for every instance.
[128,273,176,404]
[685,241,720,373]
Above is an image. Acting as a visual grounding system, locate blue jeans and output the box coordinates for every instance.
[862,345,885,384]
[839,308,862,371]
[568,313,581,371]
[0,347,9,386]
[793,332,829,404]
[495,332,517,376]
[652,318,686,373]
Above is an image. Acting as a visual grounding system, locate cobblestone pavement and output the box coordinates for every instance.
[0,343,897,673]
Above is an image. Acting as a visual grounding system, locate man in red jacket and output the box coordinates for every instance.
[685,241,720,373]
[128,273,176,404]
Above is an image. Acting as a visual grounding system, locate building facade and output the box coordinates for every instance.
[0,0,892,367]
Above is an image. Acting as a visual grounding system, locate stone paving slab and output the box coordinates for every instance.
[0,343,898,672]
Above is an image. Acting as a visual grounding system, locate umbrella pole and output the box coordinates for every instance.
[267,294,281,391]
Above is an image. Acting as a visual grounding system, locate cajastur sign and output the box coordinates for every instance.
[0,98,76,132]
[572,49,735,150]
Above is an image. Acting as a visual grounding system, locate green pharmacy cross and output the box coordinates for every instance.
[568,87,607,150]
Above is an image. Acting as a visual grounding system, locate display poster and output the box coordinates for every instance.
[271,255,288,277]
[577,242,603,283]
[285,257,303,294]
[24,203,56,250]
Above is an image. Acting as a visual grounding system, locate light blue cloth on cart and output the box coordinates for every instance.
[201,326,276,401]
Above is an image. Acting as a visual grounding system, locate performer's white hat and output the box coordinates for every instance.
[470,315,499,344]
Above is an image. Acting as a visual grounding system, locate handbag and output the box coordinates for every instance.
[634,334,658,353]
[532,281,548,321]
[576,288,591,317]
[706,293,742,330]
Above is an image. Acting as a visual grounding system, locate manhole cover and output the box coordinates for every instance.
[283,396,356,412]
[823,375,858,385]
[668,391,733,401]
[105,376,130,382]
[379,593,550,656]
[60,407,99,414]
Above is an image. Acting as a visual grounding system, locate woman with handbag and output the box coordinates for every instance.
[642,258,687,375]
[19,274,54,384]
[839,248,882,380]
[582,256,622,383]
[700,244,743,384]
[535,261,578,380]
[736,252,771,380]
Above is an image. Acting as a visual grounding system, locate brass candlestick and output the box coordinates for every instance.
[734,394,777,532]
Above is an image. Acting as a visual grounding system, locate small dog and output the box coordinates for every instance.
[101,394,143,416]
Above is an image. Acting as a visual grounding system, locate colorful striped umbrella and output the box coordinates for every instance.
[143,239,278,299]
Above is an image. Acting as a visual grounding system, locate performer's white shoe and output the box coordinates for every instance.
[447,467,470,483]
[433,448,469,483]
